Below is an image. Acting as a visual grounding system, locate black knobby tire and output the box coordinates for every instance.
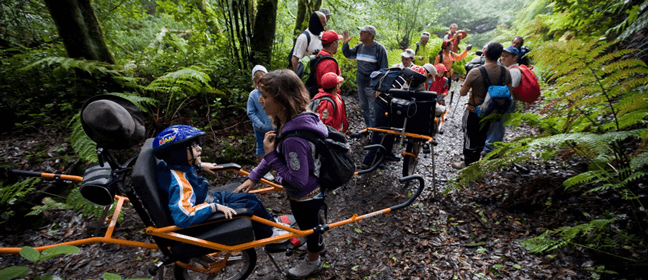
[402,142,421,177]
[174,248,257,280]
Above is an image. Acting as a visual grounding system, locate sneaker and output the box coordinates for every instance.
[270,227,289,244]
[287,257,321,279]
[480,150,488,157]
[263,172,275,181]
[451,162,466,170]
[272,227,289,237]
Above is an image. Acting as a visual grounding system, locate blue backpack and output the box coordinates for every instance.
[474,66,512,117]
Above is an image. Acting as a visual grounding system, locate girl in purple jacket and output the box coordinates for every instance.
[236,69,327,279]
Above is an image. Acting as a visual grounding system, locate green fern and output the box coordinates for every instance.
[66,188,121,222]
[522,218,616,254]
[531,39,648,133]
[0,178,39,207]
[145,65,214,119]
[68,114,98,163]
[0,178,40,224]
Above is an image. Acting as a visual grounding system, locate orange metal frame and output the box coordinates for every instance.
[0,168,392,256]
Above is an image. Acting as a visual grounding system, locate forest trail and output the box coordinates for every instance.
[1,85,592,280]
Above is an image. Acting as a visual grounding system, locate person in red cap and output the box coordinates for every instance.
[315,30,343,91]
[426,63,450,96]
[311,72,348,132]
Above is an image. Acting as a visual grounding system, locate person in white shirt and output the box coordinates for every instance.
[291,11,327,70]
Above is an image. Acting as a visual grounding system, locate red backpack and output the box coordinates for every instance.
[511,65,541,103]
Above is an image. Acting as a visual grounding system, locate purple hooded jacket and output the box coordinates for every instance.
[248,113,328,198]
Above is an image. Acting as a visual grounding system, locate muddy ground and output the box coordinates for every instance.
[1,84,643,279]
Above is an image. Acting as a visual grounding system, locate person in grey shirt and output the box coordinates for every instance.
[342,25,388,128]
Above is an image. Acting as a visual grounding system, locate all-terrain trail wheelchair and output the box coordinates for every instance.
[1,95,426,279]
[352,67,452,192]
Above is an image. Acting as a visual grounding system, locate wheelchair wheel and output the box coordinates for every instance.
[174,248,257,280]
[402,142,421,177]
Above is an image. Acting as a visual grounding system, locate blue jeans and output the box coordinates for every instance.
[254,130,265,156]
[483,101,516,152]
[357,78,376,128]
[211,191,274,239]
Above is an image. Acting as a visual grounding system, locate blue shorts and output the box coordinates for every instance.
[254,130,265,156]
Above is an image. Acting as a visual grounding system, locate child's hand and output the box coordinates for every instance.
[216,204,237,219]
[200,162,219,174]
[235,179,255,193]
[263,131,277,155]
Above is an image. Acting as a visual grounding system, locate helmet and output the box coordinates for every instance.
[153,125,205,158]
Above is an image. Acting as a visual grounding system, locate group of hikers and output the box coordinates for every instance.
[83,9,536,279]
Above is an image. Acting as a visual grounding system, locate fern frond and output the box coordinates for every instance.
[145,66,213,96]
[630,151,648,169]
[564,170,604,189]
[521,218,616,254]
[105,92,158,113]
[68,114,98,163]
[21,57,122,76]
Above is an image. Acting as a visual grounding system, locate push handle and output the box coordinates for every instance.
[391,175,425,211]
[9,169,84,182]
[355,144,386,175]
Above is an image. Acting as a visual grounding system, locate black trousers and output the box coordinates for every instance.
[462,110,491,165]
[289,198,327,253]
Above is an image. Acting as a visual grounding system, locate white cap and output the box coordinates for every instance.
[357,25,377,37]
[423,63,437,76]
[401,48,415,58]
[251,65,268,78]
[421,32,430,38]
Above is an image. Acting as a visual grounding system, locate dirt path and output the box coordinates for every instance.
[1,85,595,279]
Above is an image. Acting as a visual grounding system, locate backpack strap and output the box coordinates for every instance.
[302,30,312,52]
[497,65,506,86]
[478,66,491,88]
[415,42,420,55]
[311,96,337,115]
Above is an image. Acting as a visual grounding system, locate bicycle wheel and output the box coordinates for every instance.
[402,141,421,177]
[174,249,257,280]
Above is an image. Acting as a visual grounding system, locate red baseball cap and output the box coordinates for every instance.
[321,72,344,89]
[435,64,448,72]
[321,30,343,44]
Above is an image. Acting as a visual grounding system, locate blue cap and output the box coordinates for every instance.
[503,45,520,57]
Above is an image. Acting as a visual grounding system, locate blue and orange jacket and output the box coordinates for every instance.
[156,162,216,228]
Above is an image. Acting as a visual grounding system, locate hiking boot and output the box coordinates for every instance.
[480,150,488,157]
[451,162,466,170]
[287,257,321,279]
[263,172,275,181]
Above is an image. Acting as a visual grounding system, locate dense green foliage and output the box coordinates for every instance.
[449,0,648,268]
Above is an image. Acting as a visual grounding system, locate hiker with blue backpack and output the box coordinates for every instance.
[235,69,328,279]
[342,25,389,128]
[452,42,515,169]
[482,46,522,156]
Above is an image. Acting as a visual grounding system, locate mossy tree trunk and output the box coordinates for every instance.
[44,0,115,64]
[292,0,322,36]
[250,0,278,66]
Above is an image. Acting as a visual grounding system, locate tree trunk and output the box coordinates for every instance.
[292,0,321,36]
[44,0,115,64]
[251,0,278,65]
